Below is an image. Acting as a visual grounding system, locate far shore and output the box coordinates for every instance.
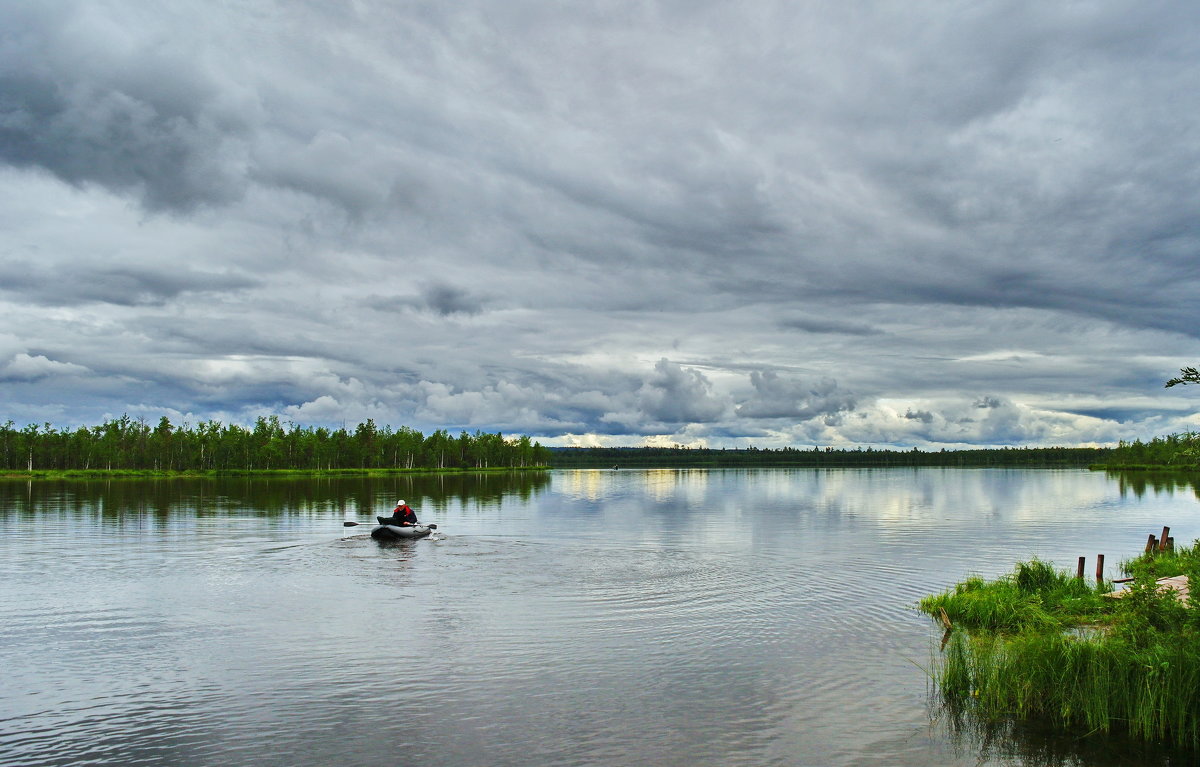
[0,466,550,480]
[1090,464,1200,472]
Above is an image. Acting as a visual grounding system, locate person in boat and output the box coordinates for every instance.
[390,500,418,526]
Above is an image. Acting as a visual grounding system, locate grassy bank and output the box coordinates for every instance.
[0,466,549,480]
[921,550,1200,748]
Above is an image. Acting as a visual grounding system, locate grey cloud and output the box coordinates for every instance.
[363,288,487,320]
[904,409,934,424]
[142,319,354,364]
[421,282,488,316]
[737,371,856,420]
[252,130,400,217]
[1057,406,1185,424]
[0,4,253,211]
[778,317,882,336]
[633,359,726,425]
[0,261,259,306]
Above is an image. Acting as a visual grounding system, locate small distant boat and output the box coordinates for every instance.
[371,516,434,540]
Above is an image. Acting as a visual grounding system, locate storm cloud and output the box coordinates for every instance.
[736,371,856,421]
[0,3,254,211]
[2,0,1200,448]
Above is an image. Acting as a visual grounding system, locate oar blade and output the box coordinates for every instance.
[343,521,361,527]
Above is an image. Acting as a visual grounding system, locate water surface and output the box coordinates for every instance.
[1,469,1197,766]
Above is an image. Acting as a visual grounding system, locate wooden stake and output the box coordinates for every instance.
[937,608,953,651]
[1077,556,1086,579]
[1147,534,1158,554]
[938,607,953,630]
[1096,554,1105,583]
[1160,526,1171,552]
[1168,536,1175,553]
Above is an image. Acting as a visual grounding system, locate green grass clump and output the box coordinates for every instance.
[1123,539,1200,581]
[919,559,1110,632]
[924,554,1200,749]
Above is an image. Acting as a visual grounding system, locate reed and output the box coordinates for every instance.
[924,557,1200,748]
[936,628,1200,747]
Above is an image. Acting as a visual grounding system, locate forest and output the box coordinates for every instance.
[17,416,1197,474]
[549,444,1111,468]
[0,416,551,472]
[1100,432,1200,469]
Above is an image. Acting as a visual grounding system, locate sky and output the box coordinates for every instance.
[2,0,1199,449]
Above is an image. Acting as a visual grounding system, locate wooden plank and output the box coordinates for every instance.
[1103,575,1190,600]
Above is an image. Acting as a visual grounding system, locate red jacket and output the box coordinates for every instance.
[392,505,418,525]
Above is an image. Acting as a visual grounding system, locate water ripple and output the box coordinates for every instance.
[2,470,1196,766]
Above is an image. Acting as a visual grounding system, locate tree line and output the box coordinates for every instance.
[549,444,1111,468]
[0,416,551,472]
[1101,432,1200,469]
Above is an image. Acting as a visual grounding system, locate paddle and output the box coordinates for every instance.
[344,521,437,529]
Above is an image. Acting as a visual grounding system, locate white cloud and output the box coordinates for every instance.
[0,353,89,382]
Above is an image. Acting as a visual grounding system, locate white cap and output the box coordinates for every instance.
[397,500,405,506]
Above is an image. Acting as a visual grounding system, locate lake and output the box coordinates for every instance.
[1,468,1197,766]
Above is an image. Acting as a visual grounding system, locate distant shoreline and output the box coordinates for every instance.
[14,459,1197,479]
[0,466,550,480]
[1089,464,1200,472]
[548,445,1109,469]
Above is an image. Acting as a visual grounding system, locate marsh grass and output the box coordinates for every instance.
[937,628,1200,747]
[919,559,1111,632]
[923,556,1200,748]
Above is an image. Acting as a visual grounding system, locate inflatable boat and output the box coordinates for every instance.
[370,516,435,540]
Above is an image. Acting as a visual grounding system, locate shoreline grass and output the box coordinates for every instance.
[922,552,1200,749]
[919,559,1112,632]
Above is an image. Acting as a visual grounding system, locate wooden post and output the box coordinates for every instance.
[1096,554,1105,583]
[1076,556,1086,579]
[1168,537,1175,553]
[1160,527,1171,552]
[938,607,953,630]
[1147,534,1158,554]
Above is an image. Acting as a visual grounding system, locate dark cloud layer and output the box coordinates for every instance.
[0,261,259,306]
[420,282,488,316]
[737,372,856,421]
[2,0,1199,447]
[0,3,253,211]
